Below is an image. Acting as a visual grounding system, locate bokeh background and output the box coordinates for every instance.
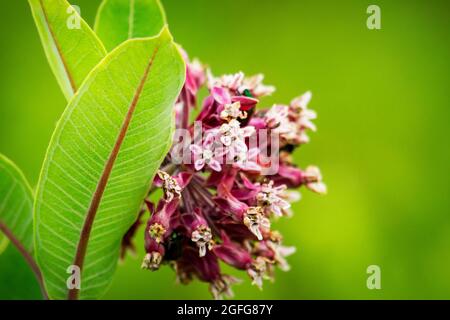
[0,0,449,299]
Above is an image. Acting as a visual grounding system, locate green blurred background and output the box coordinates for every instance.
[0,0,449,299]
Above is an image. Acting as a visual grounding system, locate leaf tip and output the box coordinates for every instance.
[157,25,173,42]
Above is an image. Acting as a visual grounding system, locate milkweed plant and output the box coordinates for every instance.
[0,0,325,300]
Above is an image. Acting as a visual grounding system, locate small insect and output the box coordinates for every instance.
[236,88,254,98]
[164,232,184,261]
[281,144,297,153]
[243,88,253,97]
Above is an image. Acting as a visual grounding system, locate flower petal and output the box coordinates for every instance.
[208,159,222,172]
[194,159,206,171]
[190,144,203,155]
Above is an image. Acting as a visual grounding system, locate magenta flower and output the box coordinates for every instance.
[257,181,293,217]
[128,52,326,299]
[190,134,222,172]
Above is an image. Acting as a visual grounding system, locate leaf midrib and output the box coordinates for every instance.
[39,0,77,94]
[0,221,48,299]
[67,43,160,300]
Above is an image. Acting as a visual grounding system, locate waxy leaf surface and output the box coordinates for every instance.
[0,154,34,253]
[34,28,185,299]
[95,0,166,52]
[29,0,107,100]
[0,155,43,299]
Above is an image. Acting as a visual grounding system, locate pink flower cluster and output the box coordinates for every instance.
[133,52,326,299]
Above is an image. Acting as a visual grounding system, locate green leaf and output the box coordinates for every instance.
[0,244,43,300]
[0,155,46,299]
[94,0,166,52]
[0,232,8,255]
[34,27,185,300]
[29,0,107,100]
[0,154,34,253]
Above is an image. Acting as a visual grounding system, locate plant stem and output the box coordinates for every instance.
[180,89,191,129]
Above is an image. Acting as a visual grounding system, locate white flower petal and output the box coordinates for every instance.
[194,159,205,171]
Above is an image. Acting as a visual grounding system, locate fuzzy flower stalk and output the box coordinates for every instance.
[125,51,326,299]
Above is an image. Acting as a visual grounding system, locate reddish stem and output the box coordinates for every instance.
[0,221,48,300]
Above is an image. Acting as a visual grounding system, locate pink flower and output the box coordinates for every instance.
[303,166,327,194]
[181,208,214,257]
[243,206,271,240]
[240,74,275,97]
[208,70,275,98]
[214,232,252,270]
[137,50,325,299]
[190,135,222,172]
[232,147,261,173]
[257,181,292,217]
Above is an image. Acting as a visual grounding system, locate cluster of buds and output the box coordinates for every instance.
[129,51,326,299]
